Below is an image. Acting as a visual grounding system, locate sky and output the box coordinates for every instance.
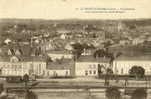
[0,0,151,20]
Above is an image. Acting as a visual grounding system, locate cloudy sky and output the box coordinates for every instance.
[0,0,151,19]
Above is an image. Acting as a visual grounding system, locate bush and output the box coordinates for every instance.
[131,88,147,99]
[105,86,122,99]
[129,66,145,78]
[25,91,38,99]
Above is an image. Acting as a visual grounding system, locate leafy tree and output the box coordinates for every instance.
[93,49,106,58]
[131,88,147,99]
[129,66,145,78]
[71,43,84,60]
[115,52,122,58]
[105,86,122,99]
[25,91,38,99]
[106,68,113,75]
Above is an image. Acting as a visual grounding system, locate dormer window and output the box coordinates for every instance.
[10,56,19,62]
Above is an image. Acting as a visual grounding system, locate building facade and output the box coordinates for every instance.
[113,56,151,75]
[75,56,110,77]
[0,56,46,76]
[46,59,74,78]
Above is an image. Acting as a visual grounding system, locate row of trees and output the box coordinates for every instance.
[105,86,147,99]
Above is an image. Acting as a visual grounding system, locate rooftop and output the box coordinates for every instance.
[114,55,151,61]
[47,50,72,54]
[47,59,74,70]
[76,55,111,63]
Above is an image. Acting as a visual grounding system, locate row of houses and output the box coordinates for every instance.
[1,54,151,78]
[1,46,151,78]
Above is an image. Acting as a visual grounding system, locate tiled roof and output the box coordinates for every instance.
[47,50,72,54]
[114,55,151,61]
[47,59,74,70]
[76,55,111,63]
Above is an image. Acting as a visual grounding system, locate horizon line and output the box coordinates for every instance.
[0,17,151,21]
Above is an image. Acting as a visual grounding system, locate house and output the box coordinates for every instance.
[0,56,46,76]
[119,40,130,45]
[113,56,151,75]
[60,33,72,40]
[75,55,111,77]
[41,40,56,51]
[46,59,74,78]
[132,38,145,45]
[47,50,73,61]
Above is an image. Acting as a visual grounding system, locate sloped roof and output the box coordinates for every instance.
[76,55,111,63]
[114,55,151,61]
[47,59,74,70]
[47,50,72,55]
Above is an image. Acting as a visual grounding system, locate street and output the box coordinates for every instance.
[1,78,151,99]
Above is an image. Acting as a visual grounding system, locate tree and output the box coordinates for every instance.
[105,86,122,99]
[131,88,147,99]
[25,91,38,99]
[93,49,106,58]
[106,68,113,75]
[23,74,39,99]
[129,66,145,78]
[71,43,84,60]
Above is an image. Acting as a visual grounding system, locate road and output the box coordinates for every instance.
[1,78,151,99]
[1,78,151,89]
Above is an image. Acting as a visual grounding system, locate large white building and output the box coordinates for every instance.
[75,56,110,77]
[113,56,151,75]
[0,55,46,76]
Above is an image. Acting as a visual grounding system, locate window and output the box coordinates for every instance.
[66,71,68,76]
[39,64,41,74]
[121,68,123,74]
[93,70,96,74]
[85,70,88,76]
[89,70,92,74]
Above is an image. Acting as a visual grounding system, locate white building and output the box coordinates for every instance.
[0,56,46,76]
[46,59,74,78]
[132,38,145,45]
[113,56,151,75]
[75,56,110,77]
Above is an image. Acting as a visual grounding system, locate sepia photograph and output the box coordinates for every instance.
[0,0,151,99]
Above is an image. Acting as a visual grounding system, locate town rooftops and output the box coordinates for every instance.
[76,55,111,63]
[47,50,72,55]
[47,59,74,70]
[114,55,151,61]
